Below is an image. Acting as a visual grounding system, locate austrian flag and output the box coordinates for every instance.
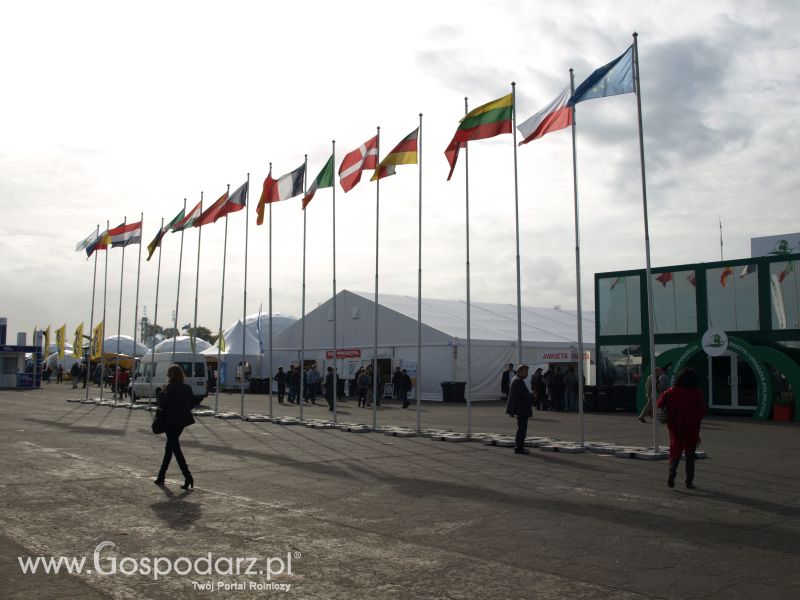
[339,135,378,192]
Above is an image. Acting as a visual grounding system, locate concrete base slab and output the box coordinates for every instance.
[540,443,586,453]
[483,437,516,447]
[242,414,270,422]
[192,409,216,416]
[634,450,669,460]
[214,412,242,420]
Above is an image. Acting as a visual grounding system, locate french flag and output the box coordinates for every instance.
[518,87,573,146]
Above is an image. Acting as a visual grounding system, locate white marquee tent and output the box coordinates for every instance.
[202,319,264,381]
[272,290,595,401]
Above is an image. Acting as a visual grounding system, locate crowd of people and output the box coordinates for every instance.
[502,363,582,411]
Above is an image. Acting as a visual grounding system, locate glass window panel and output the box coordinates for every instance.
[770,260,799,329]
[599,276,641,336]
[598,344,642,385]
[652,271,698,334]
[706,265,759,331]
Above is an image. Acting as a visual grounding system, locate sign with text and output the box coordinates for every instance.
[325,349,361,360]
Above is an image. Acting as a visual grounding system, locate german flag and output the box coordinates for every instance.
[371,128,419,181]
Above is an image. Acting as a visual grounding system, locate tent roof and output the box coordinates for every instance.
[203,320,262,356]
[348,291,595,345]
[103,335,149,356]
[151,336,212,354]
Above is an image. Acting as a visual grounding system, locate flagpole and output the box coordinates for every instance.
[215,186,230,414]
[511,82,523,369]
[240,173,250,418]
[100,220,109,402]
[114,216,127,405]
[192,194,203,406]
[149,218,165,410]
[132,213,143,402]
[373,126,381,429]
[85,224,100,403]
[268,164,274,419]
[416,113,423,433]
[300,156,308,422]
[172,199,187,362]
[464,98,473,437]
[569,69,586,446]
[633,32,659,452]
[332,140,338,423]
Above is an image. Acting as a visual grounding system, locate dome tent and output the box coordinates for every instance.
[145,336,212,357]
[202,319,264,384]
[231,312,297,350]
[103,335,149,358]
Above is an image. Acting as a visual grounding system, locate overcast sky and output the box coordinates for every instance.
[2,0,798,342]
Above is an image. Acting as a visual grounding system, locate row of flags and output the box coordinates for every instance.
[76,44,638,262]
[610,260,796,292]
[36,321,100,360]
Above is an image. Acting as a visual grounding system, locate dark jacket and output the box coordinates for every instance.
[501,369,513,394]
[157,382,196,427]
[325,371,335,400]
[506,376,533,418]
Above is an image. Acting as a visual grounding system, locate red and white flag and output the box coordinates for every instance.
[517,86,573,146]
[339,135,378,192]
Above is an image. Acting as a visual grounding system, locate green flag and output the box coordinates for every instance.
[301,154,334,209]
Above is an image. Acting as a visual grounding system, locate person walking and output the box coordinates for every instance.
[564,366,578,411]
[400,369,412,409]
[392,367,403,400]
[275,366,287,404]
[70,362,81,389]
[500,363,514,400]
[57,364,64,384]
[639,367,666,422]
[658,367,706,489]
[80,363,88,388]
[531,368,545,411]
[154,365,196,489]
[289,365,301,404]
[505,365,533,454]
[356,368,370,408]
[325,366,336,411]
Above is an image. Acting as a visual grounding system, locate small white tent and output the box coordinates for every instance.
[103,335,149,358]
[147,336,212,355]
[202,320,264,383]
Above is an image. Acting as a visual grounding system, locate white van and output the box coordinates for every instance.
[131,352,209,406]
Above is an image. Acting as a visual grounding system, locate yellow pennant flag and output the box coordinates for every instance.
[56,324,66,358]
[91,321,104,360]
[73,323,84,358]
[44,326,51,358]
[218,330,226,353]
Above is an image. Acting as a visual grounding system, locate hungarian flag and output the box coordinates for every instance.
[302,155,334,209]
[371,128,419,181]
[655,272,673,287]
[569,46,634,106]
[73,323,84,358]
[194,182,247,227]
[108,221,142,247]
[445,93,513,180]
[86,230,110,257]
[172,201,202,232]
[339,136,378,192]
[56,324,66,358]
[778,261,795,283]
[518,87,573,145]
[720,266,734,287]
[147,210,186,261]
[257,165,306,224]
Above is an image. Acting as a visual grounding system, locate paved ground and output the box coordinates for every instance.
[1,383,798,599]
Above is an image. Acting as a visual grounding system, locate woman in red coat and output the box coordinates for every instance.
[657,367,706,489]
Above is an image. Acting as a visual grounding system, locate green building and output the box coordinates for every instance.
[594,252,800,421]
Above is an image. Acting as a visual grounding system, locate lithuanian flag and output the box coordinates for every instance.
[445,93,513,180]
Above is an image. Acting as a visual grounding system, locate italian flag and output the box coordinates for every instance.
[172,201,202,232]
[445,93,513,180]
[302,155,334,209]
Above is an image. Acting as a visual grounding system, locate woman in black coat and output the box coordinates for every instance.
[154,365,196,489]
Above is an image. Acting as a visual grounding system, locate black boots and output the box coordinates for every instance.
[668,453,696,489]
[685,452,696,489]
[667,458,679,488]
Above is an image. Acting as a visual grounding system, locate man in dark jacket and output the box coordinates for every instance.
[505,365,532,454]
[325,367,336,411]
[500,364,514,400]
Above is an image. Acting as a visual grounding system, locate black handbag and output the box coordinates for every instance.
[151,409,166,434]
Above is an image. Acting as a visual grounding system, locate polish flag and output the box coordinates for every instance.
[518,87,573,146]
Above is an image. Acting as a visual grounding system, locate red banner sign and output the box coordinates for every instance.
[325,349,361,359]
